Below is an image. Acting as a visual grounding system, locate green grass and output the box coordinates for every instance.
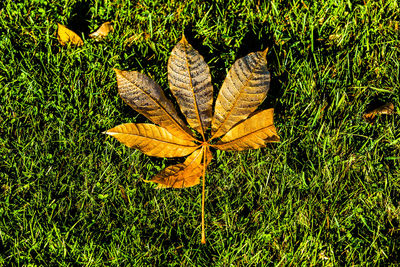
[1,0,399,265]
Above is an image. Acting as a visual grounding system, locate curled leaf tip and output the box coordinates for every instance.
[181,34,188,43]
[103,130,115,136]
[261,48,269,59]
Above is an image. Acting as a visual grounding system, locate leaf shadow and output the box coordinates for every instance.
[364,99,393,114]
[67,1,91,35]
[183,26,231,97]
[184,24,288,116]
[237,24,288,115]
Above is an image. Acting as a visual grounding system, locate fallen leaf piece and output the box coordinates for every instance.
[57,23,83,46]
[2,184,10,192]
[89,21,114,40]
[364,102,394,120]
[119,185,129,204]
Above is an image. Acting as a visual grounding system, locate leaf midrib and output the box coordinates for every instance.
[182,41,205,141]
[215,123,275,146]
[107,130,199,147]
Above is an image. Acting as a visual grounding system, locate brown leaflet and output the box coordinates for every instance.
[211,49,270,140]
[364,102,394,121]
[213,109,279,151]
[168,35,213,139]
[114,69,195,141]
[104,123,199,158]
[148,146,213,188]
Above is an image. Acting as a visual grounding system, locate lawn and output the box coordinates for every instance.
[1,0,399,265]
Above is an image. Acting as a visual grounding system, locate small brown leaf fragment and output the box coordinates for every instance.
[119,185,129,204]
[57,23,83,46]
[148,147,212,188]
[89,21,114,41]
[364,102,394,121]
[104,123,199,158]
[2,184,10,192]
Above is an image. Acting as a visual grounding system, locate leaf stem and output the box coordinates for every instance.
[201,145,207,244]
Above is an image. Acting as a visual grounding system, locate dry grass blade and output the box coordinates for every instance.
[89,21,114,41]
[57,23,83,46]
[114,69,195,141]
[168,35,213,138]
[118,185,129,205]
[104,123,199,158]
[363,102,394,121]
[148,147,212,188]
[211,49,270,140]
[214,109,279,151]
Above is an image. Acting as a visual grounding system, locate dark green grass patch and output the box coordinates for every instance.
[1,0,399,265]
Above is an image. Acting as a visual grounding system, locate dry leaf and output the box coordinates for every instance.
[57,23,83,46]
[364,102,394,120]
[104,35,279,243]
[89,21,114,40]
[119,185,129,204]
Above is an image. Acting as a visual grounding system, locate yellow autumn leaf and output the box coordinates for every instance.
[105,35,279,244]
[57,23,83,46]
[89,21,114,41]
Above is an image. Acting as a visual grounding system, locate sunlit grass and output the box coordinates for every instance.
[0,0,399,265]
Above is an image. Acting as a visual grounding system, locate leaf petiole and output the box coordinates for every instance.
[201,144,208,244]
